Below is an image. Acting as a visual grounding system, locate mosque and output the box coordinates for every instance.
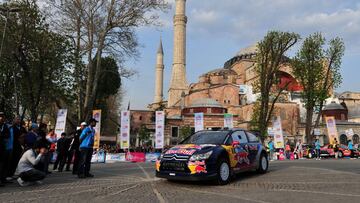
[129,0,360,147]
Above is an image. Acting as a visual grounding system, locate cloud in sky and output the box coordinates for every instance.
[186,0,360,54]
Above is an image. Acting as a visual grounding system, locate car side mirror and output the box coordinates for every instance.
[232,141,240,146]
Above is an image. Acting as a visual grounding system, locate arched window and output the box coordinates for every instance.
[340,134,347,145]
[353,134,359,144]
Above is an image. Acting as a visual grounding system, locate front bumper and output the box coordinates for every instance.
[156,170,217,181]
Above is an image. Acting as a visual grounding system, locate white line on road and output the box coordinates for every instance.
[137,163,166,203]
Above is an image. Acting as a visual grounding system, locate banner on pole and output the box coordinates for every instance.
[224,113,233,129]
[54,109,68,138]
[273,116,285,149]
[194,113,204,132]
[155,111,165,149]
[325,116,338,144]
[120,111,130,149]
[92,110,101,149]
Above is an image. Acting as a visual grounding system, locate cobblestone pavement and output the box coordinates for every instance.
[1,159,360,203]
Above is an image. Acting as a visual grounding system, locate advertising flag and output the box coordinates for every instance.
[224,113,233,129]
[92,110,101,149]
[120,111,130,149]
[194,113,204,132]
[273,116,285,149]
[155,111,165,149]
[54,109,68,138]
[325,116,338,144]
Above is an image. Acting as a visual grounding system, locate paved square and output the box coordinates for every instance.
[1,159,359,203]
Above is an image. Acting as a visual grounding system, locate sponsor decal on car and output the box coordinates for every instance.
[188,160,207,174]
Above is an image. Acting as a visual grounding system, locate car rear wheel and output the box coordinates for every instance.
[257,153,268,174]
[338,151,343,158]
[216,158,230,185]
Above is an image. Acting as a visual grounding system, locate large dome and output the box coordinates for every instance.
[236,44,258,56]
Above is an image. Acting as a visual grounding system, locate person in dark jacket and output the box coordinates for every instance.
[68,122,86,174]
[8,117,27,178]
[34,123,51,174]
[24,123,39,150]
[0,112,10,186]
[53,133,69,172]
[78,118,97,178]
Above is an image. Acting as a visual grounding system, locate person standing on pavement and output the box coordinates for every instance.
[294,139,303,159]
[315,139,321,160]
[285,140,291,159]
[46,129,57,165]
[348,140,354,158]
[268,138,275,161]
[8,117,27,178]
[53,133,68,172]
[16,142,47,187]
[78,118,97,178]
[333,138,339,159]
[35,123,51,174]
[0,112,11,186]
[69,122,86,175]
[24,123,39,150]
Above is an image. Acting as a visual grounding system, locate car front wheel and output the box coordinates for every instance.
[257,153,268,174]
[216,158,230,185]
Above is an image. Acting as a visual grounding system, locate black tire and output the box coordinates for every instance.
[338,151,343,158]
[257,153,268,174]
[216,158,231,185]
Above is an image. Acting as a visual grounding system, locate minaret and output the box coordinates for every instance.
[168,0,188,107]
[154,39,164,104]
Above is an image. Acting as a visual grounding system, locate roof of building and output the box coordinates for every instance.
[236,44,258,56]
[323,101,346,111]
[200,68,237,77]
[157,38,163,54]
[190,98,223,108]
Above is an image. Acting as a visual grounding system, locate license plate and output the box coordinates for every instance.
[169,173,176,176]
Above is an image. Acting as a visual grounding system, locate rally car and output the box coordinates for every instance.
[155,129,268,185]
[319,144,359,158]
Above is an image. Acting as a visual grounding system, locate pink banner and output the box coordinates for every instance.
[126,152,146,162]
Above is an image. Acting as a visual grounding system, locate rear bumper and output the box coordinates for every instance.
[156,171,217,181]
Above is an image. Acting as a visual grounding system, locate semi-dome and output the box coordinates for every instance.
[323,101,346,111]
[190,98,223,108]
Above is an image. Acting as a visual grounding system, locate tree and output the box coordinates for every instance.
[253,31,300,142]
[48,0,169,122]
[0,0,74,122]
[292,33,344,143]
[179,125,192,141]
[138,124,151,144]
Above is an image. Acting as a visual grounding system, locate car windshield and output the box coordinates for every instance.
[181,131,229,145]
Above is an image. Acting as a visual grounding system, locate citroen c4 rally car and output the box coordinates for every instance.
[155,129,268,185]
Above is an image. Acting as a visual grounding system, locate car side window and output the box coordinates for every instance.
[225,135,233,145]
[246,132,259,143]
[231,131,248,144]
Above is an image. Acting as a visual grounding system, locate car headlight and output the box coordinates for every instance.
[189,151,213,161]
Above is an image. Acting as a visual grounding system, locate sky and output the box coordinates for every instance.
[123,0,360,110]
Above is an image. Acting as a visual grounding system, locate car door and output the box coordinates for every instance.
[231,131,251,170]
[245,131,259,166]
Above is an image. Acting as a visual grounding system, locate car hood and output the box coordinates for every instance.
[164,144,217,156]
